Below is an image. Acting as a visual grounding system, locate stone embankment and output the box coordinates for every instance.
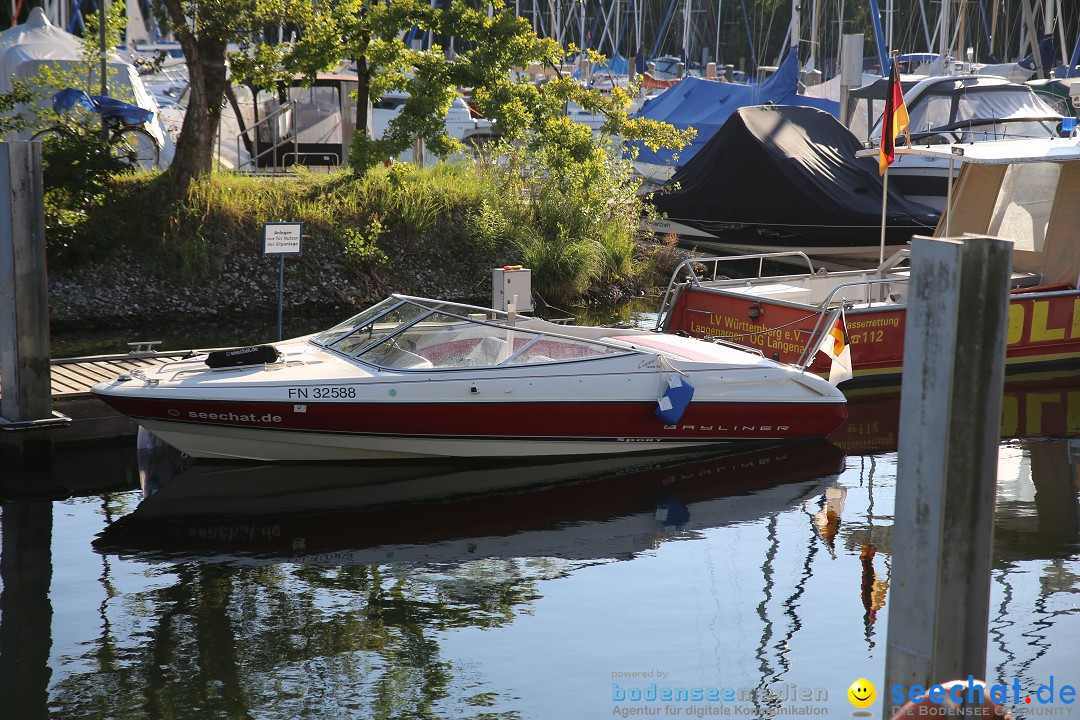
[47,232,681,330]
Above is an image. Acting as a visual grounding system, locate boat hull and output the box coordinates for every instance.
[663,285,1080,382]
[95,395,848,461]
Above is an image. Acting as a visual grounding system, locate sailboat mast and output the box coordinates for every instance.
[939,0,951,66]
[683,0,692,63]
[789,0,801,52]
[886,0,893,58]
[715,0,723,65]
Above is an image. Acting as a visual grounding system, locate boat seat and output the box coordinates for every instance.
[1009,272,1042,290]
[369,343,433,369]
[462,336,508,366]
[728,283,812,303]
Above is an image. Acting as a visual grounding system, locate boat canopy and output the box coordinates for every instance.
[905,138,1080,286]
[870,76,1062,144]
[310,296,630,370]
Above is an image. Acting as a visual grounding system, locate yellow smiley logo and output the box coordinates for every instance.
[848,678,876,709]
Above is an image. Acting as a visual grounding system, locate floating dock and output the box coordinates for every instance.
[0,349,189,445]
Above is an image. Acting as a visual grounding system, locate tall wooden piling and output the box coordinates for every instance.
[883,235,1012,713]
[0,142,57,429]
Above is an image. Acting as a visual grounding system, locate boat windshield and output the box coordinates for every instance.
[312,298,627,370]
[310,297,405,348]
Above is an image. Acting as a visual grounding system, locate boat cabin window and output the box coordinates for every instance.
[884,85,1060,141]
[908,95,953,136]
[287,85,343,144]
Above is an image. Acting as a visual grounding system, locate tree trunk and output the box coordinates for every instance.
[354,55,371,142]
[160,0,230,198]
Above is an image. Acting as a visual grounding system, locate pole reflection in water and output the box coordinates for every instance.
[0,498,52,720]
[0,370,1075,719]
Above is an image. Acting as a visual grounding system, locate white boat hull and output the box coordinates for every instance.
[137,418,730,461]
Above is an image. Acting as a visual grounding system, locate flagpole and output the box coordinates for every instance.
[879,165,889,267]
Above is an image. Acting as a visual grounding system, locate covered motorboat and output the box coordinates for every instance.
[628,48,840,183]
[864,75,1064,210]
[648,104,939,262]
[91,295,847,461]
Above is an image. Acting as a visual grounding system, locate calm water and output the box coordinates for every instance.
[2,309,1079,719]
[2,387,1079,719]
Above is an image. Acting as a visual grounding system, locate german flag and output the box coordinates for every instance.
[817,308,853,386]
[878,55,909,175]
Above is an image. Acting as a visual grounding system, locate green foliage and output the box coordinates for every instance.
[39,128,140,265]
[0,78,34,135]
[238,0,690,176]
[343,221,389,271]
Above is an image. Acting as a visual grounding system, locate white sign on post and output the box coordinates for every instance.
[263,222,303,255]
[263,222,302,341]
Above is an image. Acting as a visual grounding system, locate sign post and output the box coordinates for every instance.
[262,222,303,341]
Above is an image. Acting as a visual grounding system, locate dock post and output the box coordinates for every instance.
[0,142,65,432]
[883,235,1012,715]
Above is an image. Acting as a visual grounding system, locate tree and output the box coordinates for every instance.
[161,0,688,198]
[157,0,262,194]
[234,0,688,176]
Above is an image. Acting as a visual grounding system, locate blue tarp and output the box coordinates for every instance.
[595,54,630,75]
[572,54,631,79]
[629,48,839,168]
[52,88,154,125]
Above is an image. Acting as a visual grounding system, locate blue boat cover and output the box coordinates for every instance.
[52,88,154,125]
[572,54,631,79]
[629,48,839,168]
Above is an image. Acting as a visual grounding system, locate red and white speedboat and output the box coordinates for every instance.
[91,295,847,460]
[656,137,1080,384]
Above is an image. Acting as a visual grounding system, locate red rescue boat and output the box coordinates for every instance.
[657,138,1080,384]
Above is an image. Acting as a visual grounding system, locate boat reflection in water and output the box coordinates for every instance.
[97,438,847,563]
[830,369,1080,455]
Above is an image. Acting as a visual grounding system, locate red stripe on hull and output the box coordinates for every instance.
[667,286,1080,379]
[96,395,848,441]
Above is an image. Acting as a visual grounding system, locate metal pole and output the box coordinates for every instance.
[99,0,108,138]
[883,235,1011,715]
[879,167,889,267]
[277,255,284,342]
[715,0,722,64]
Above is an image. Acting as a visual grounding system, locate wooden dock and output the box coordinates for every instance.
[1,350,190,445]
